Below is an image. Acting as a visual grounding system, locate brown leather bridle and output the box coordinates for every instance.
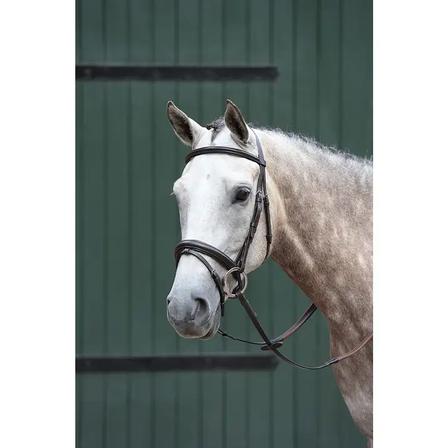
[174,130,372,370]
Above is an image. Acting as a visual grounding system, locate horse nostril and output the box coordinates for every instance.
[166,296,210,324]
[193,297,209,321]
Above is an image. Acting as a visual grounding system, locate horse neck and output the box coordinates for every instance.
[261,130,373,336]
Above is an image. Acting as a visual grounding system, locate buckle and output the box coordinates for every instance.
[222,267,248,298]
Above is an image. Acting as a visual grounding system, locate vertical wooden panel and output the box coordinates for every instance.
[129,374,151,448]
[105,0,128,62]
[78,0,104,63]
[81,82,106,356]
[105,83,129,356]
[78,375,106,448]
[200,0,224,66]
[153,0,176,64]
[103,4,132,442]
[128,79,153,447]
[341,0,373,157]
[76,82,84,355]
[129,0,153,63]
[105,373,128,448]
[76,83,84,448]
[127,82,153,448]
[76,0,82,62]
[319,0,342,148]
[129,83,153,355]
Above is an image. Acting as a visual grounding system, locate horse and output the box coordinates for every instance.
[165,99,373,445]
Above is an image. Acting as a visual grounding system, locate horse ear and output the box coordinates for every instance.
[224,99,249,144]
[167,101,205,147]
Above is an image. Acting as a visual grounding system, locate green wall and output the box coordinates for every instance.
[76,0,372,447]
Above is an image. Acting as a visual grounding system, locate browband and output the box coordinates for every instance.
[185,146,266,166]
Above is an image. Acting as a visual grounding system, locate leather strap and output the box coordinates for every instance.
[218,303,317,349]
[186,146,266,166]
[177,248,227,316]
[236,291,372,370]
[254,132,272,257]
[175,240,237,272]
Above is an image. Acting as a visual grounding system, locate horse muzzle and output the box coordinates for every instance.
[166,294,220,339]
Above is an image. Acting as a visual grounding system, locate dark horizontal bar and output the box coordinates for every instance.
[76,354,278,373]
[76,65,278,81]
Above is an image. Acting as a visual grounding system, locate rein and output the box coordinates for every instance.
[174,130,372,370]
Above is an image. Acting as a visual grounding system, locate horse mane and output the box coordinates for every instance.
[204,117,372,190]
[256,125,372,168]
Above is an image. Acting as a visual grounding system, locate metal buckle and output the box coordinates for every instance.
[222,267,248,298]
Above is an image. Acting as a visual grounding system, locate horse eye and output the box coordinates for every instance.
[234,187,251,203]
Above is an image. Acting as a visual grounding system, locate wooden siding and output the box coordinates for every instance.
[76,0,372,447]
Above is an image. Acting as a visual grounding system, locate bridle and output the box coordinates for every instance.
[174,130,372,370]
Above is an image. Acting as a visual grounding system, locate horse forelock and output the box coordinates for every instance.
[205,117,226,142]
